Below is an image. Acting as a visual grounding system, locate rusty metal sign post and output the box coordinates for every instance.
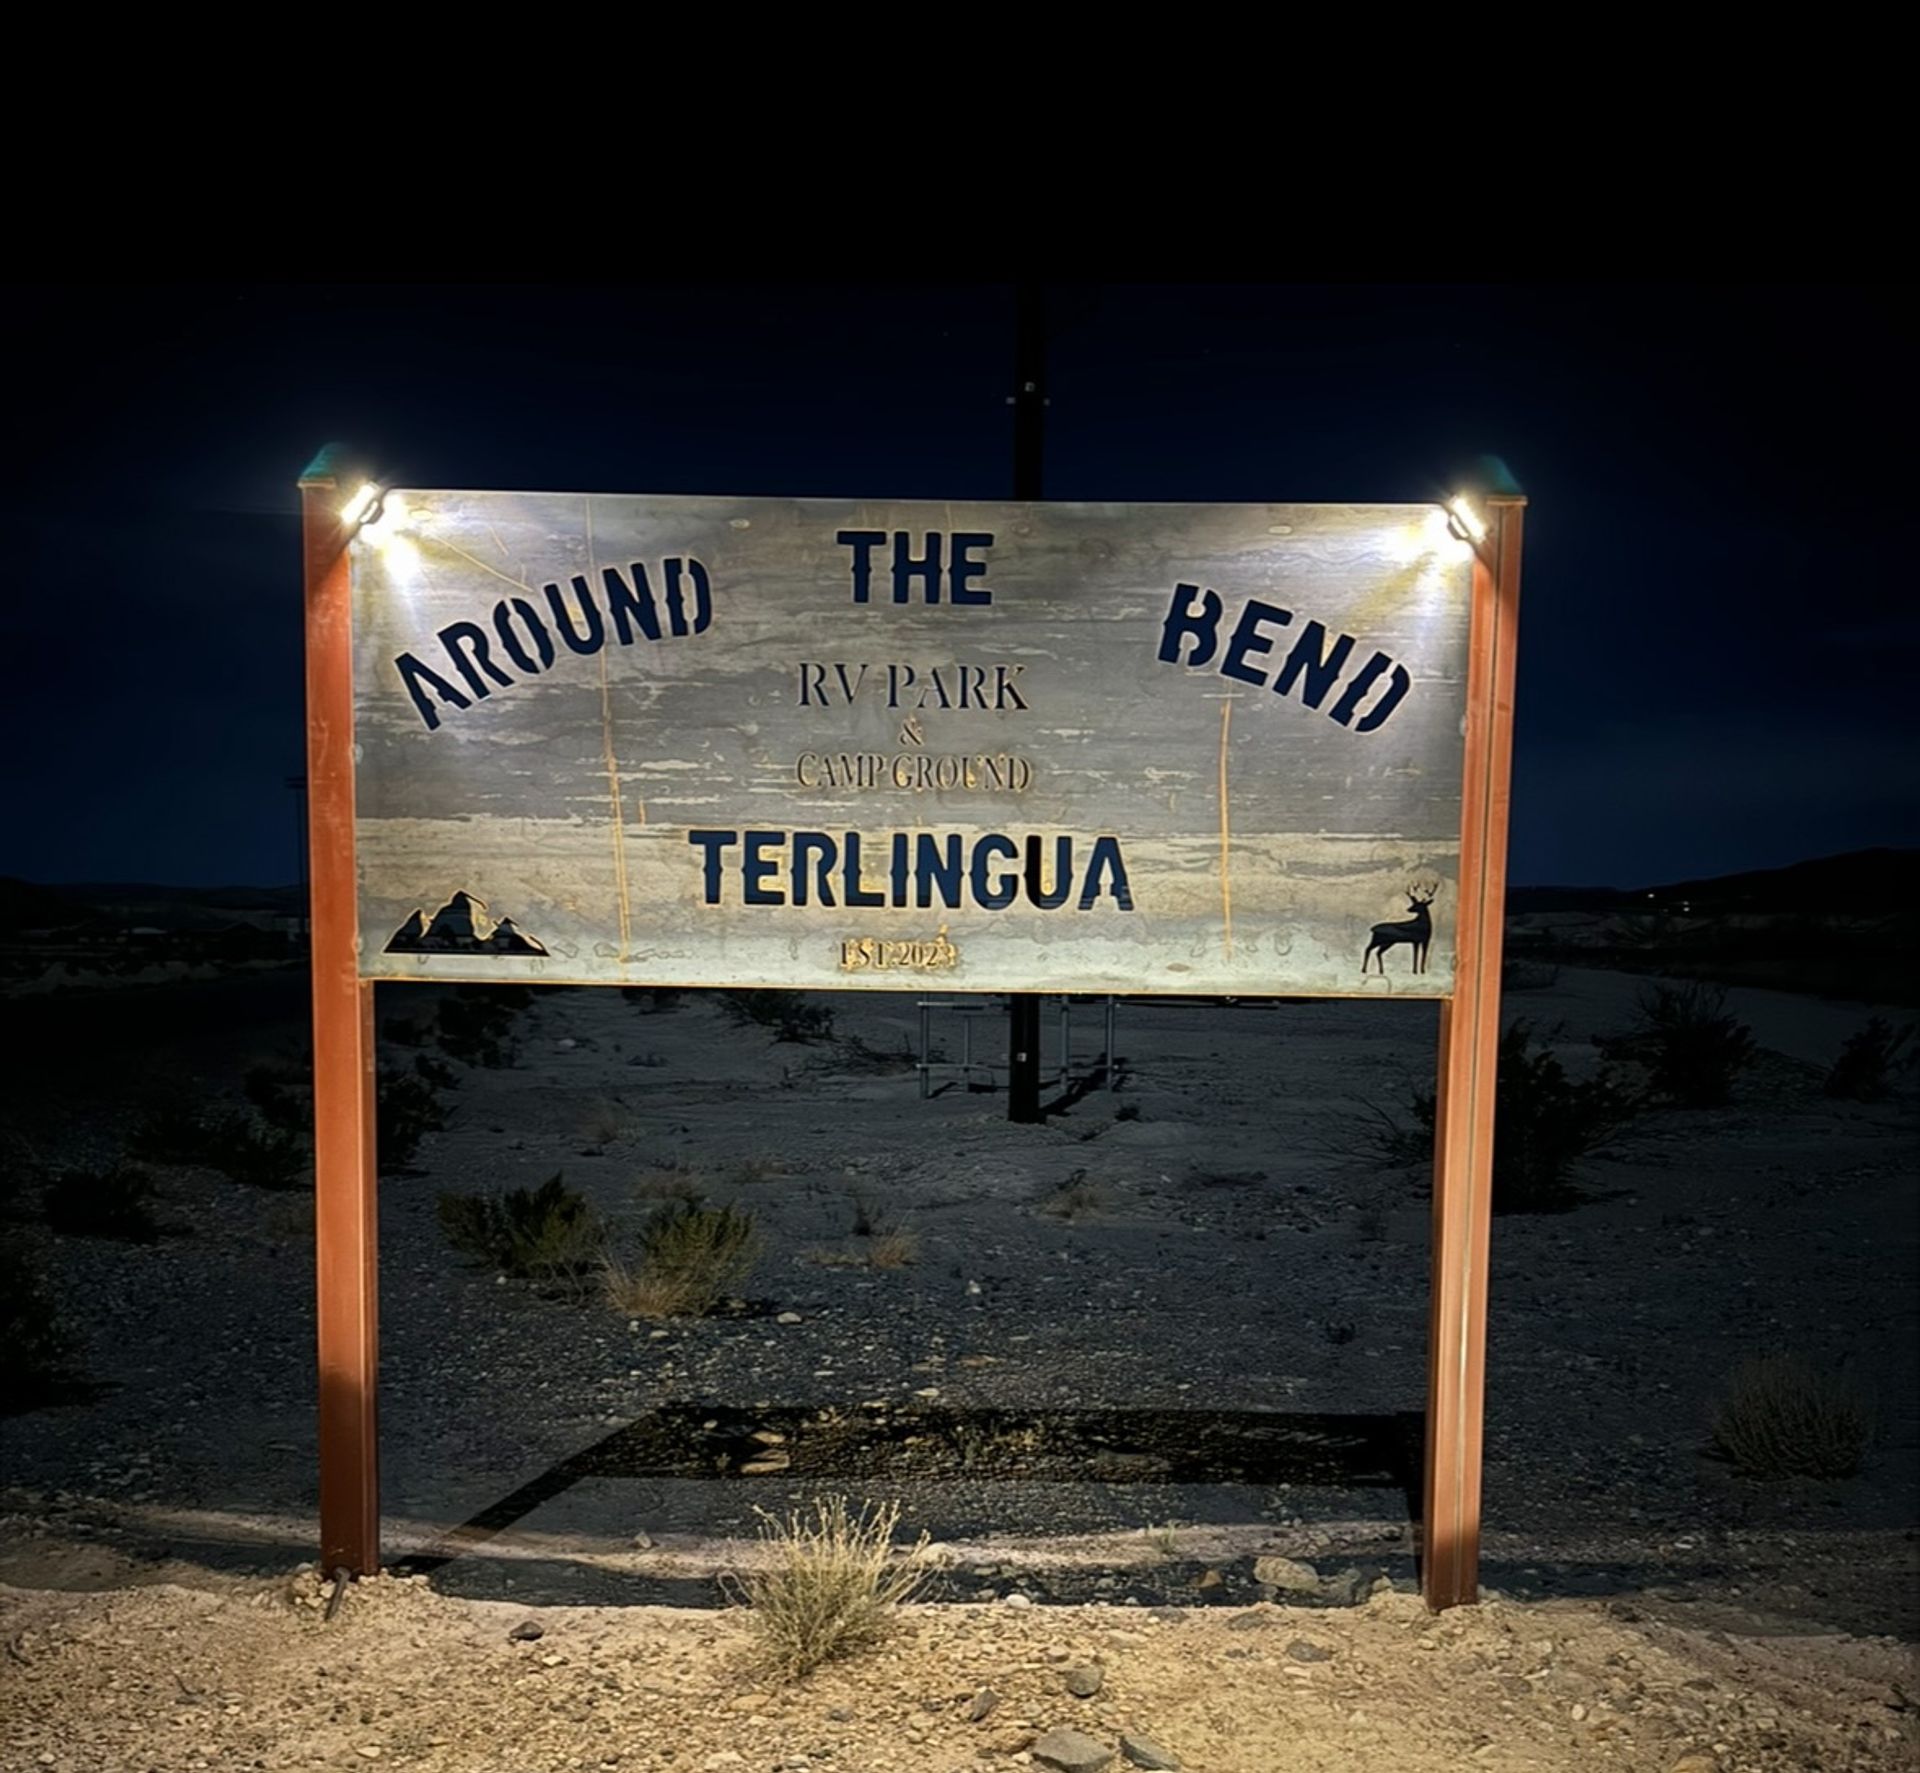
[300,447,1522,1606]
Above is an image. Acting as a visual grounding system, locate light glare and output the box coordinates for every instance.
[1447,495,1487,543]
[340,482,382,529]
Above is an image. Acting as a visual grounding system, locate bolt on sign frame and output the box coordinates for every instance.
[299,449,1522,1609]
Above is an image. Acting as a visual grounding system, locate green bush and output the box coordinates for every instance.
[720,989,835,1043]
[603,1201,761,1317]
[1373,1023,1636,1213]
[1710,1355,1873,1478]
[0,1241,80,1413]
[1825,1018,1914,1102]
[45,1166,161,1241]
[437,1173,603,1278]
[1602,982,1756,1107]
[132,1105,306,1189]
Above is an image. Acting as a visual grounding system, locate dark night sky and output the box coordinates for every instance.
[1,282,1911,889]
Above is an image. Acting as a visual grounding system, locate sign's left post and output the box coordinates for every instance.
[300,451,381,1575]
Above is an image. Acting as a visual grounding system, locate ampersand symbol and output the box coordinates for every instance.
[899,716,926,747]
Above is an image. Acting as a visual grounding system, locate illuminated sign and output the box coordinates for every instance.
[350,495,1473,995]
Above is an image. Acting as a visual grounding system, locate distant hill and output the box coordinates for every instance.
[0,878,91,933]
[1509,848,1918,916]
[59,882,304,914]
[4,881,307,937]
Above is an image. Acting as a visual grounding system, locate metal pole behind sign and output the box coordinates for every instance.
[300,453,382,1576]
[1422,496,1524,1609]
[1008,283,1047,1122]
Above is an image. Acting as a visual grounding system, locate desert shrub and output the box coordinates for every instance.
[376,1072,447,1172]
[0,1242,80,1412]
[1037,1171,1107,1220]
[437,1173,603,1278]
[804,1229,919,1271]
[604,1201,761,1317]
[579,1103,630,1149]
[128,1101,220,1164]
[735,1496,929,1680]
[631,1171,706,1205]
[135,1105,306,1189]
[214,1116,308,1190]
[721,989,835,1043]
[1825,1018,1914,1102]
[1368,1023,1636,1213]
[1601,982,1756,1107]
[1710,1355,1873,1478]
[1482,1025,1637,1210]
[867,1227,919,1269]
[44,1165,161,1241]
[436,990,524,1067]
[834,1030,917,1074]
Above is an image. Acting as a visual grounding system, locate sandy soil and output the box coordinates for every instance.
[2,1561,1915,1773]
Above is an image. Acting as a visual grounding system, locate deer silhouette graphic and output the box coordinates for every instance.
[1363,882,1439,975]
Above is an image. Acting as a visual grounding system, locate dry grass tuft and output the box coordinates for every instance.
[866,1227,920,1269]
[579,1103,630,1148]
[631,1170,706,1205]
[735,1496,928,1679]
[1710,1354,1873,1479]
[1036,1170,1107,1221]
[802,1230,918,1270]
[603,1201,760,1318]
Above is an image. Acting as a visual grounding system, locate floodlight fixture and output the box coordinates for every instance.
[340,481,385,533]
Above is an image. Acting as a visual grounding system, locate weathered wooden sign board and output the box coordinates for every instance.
[351,494,1474,995]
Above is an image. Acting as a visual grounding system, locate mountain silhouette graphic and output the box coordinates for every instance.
[385,891,548,956]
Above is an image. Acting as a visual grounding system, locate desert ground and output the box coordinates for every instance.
[2,966,1915,1770]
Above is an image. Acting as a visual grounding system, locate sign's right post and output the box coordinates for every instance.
[1422,495,1525,1610]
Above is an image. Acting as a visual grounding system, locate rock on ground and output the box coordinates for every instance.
[1121,1729,1182,1769]
[1032,1726,1117,1772]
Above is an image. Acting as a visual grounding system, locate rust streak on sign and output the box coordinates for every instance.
[1218,695,1235,961]
[586,496,634,964]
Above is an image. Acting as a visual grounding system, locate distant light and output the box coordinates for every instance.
[340,482,384,530]
[1446,495,1487,544]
